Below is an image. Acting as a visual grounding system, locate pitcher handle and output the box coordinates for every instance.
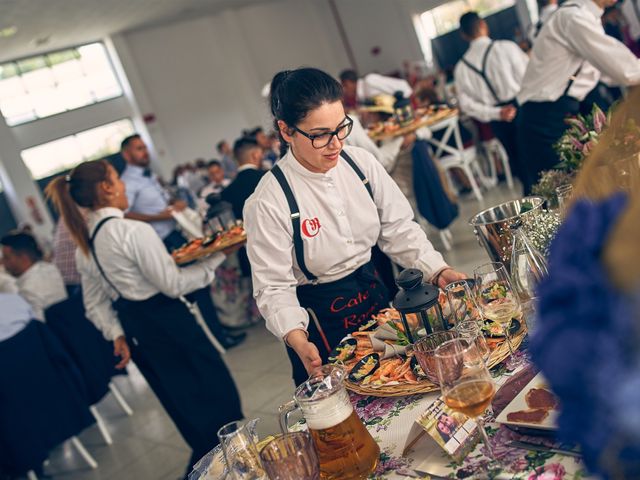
[278,400,299,434]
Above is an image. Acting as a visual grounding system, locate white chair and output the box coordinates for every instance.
[482,138,514,190]
[27,437,98,479]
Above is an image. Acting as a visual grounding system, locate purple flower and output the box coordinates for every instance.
[592,106,607,134]
[565,117,587,135]
[568,136,583,151]
[527,463,566,480]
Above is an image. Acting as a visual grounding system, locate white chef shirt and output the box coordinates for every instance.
[357,73,413,102]
[0,293,34,342]
[454,37,529,123]
[16,261,68,321]
[76,207,225,341]
[518,0,640,105]
[0,270,17,294]
[622,0,640,41]
[244,145,448,340]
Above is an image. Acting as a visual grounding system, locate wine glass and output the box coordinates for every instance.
[434,339,496,458]
[445,280,481,325]
[455,320,490,365]
[474,262,525,369]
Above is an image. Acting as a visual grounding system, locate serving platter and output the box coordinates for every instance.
[172,226,246,265]
[367,107,458,141]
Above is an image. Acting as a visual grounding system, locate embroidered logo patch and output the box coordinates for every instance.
[301,218,321,238]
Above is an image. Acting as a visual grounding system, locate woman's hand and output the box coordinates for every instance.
[435,268,468,289]
[113,336,131,369]
[285,329,322,375]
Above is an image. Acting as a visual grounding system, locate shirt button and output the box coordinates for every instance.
[337,210,344,216]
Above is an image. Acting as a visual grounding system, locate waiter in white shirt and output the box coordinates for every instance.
[45,160,243,472]
[517,0,640,194]
[529,0,559,43]
[340,69,413,110]
[1,231,68,321]
[245,68,466,385]
[454,12,529,187]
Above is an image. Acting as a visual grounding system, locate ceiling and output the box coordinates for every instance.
[0,0,271,63]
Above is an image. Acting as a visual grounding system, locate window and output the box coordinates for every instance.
[0,43,123,126]
[21,119,134,180]
[417,0,516,39]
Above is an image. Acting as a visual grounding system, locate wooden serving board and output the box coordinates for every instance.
[173,233,247,265]
[368,108,458,141]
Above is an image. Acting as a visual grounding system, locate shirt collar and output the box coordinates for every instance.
[124,164,146,177]
[281,148,334,179]
[87,207,125,231]
[237,164,259,172]
[469,36,491,48]
[575,0,603,18]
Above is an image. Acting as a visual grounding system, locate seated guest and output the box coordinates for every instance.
[217,140,238,179]
[200,160,231,200]
[0,232,67,321]
[246,127,278,167]
[0,293,33,341]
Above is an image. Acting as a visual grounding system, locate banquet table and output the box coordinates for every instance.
[358,359,593,480]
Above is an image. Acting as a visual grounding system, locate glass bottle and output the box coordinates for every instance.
[510,221,549,311]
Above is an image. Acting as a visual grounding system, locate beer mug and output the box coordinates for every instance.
[279,365,380,480]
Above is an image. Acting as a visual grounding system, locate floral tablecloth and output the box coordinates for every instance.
[356,362,593,480]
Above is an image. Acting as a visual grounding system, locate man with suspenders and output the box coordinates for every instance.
[517,0,640,194]
[454,12,529,190]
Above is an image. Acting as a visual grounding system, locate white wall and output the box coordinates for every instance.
[118,0,350,171]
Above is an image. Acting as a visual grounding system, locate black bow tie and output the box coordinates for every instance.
[143,168,152,177]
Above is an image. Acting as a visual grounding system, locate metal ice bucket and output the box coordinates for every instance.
[469,197,545,272]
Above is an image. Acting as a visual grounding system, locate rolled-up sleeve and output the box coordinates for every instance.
[244,192,308,339]
[76,251,124,341]
[364,150,449,280]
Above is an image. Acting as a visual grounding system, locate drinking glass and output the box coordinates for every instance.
[217,419,267,480]
[555,184,573,214]
[434,339,496,458]
[455,320,490,365]
[474,262,524,369]
[259,432,320,480]
[445,280,481,325]
[410,330,458,383]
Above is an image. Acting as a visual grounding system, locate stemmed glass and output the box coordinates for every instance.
[474,262,525,369]
[434,339,496,458]
[455,320,490,365]
[445,280,481,326]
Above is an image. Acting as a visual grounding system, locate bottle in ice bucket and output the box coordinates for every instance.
[279,365,379,480]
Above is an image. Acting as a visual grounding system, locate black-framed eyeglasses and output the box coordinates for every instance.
[292,116,353,149]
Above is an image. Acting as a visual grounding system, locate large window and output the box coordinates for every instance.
[21,119,134,180]
[0,43,123,126]
[418,0,516,39]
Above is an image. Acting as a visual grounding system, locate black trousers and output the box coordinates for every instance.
[490,117,522,186]
[516,96,580,195]
[163,230,229,340]
[117,294,243,467]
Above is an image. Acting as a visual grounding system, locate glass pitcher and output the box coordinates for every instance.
[279,365,379,480]
[510,222,549,310]
[217,418,267,480]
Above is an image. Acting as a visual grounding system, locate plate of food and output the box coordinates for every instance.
[496,373,560,430]
[172,224,246,265]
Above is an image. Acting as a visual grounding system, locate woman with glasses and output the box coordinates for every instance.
[244,68,466,385]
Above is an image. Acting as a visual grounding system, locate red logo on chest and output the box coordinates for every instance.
[301,218,321,238]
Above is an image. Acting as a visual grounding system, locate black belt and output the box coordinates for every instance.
[270,149,375,283]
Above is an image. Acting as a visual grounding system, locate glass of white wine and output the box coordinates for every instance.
[474,262,525,369]
[434,339,496,458]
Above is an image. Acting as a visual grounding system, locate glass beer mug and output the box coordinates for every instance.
[279,365,379,480]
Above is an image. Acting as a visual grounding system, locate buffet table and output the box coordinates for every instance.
[360,359,592,479]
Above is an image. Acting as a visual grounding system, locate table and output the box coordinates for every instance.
[356,359,592,479]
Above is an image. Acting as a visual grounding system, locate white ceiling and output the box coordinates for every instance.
[0,0,271,63]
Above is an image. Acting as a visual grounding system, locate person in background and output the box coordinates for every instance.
[52,218,82,296]
[245,67,466,385]
[0,293,34,342]
[120,134,246,349]
[621,0,640,54]
[529,0,559,43]
[0,231,67,321]
[517,0,640,194]
[45,160,243,473]
[246,127,278,167]
[200,160,231,200]
[0,256,18,294]
[455,11,529,188]
[339,69,413,110]
[217,140,238,179]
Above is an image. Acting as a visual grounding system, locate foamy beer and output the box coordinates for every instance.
[279,365,380,479]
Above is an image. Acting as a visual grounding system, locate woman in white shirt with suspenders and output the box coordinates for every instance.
[46,160,242,473]
[244,68,466,385]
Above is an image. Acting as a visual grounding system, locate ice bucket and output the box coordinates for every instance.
[469,196,545,272]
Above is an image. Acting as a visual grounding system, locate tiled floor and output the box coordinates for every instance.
[41,183,521,480]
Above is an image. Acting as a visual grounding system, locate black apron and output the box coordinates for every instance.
[461,41,522,183]
[271,151,389,386]
[517,3,583,195]
[89,217,242,465]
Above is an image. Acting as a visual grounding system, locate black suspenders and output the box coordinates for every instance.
[88,216,124,299]
[270,150,374,283]
[461,41,501,104]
